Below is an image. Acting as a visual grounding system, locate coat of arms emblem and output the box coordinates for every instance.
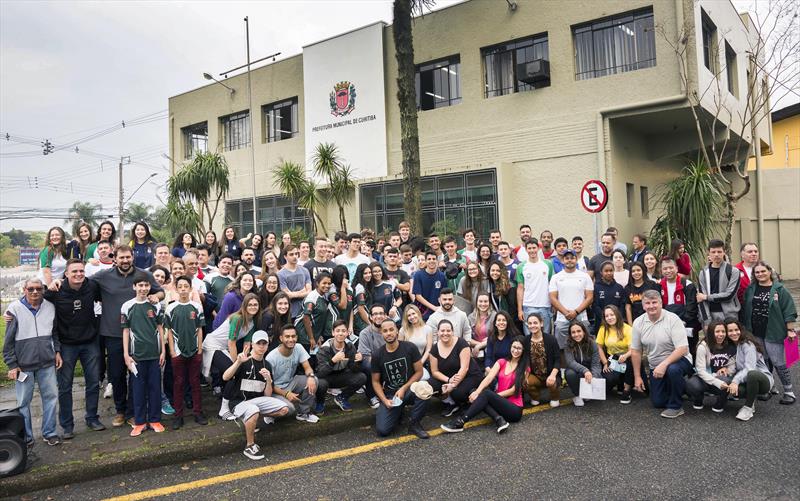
[330,81,356,117]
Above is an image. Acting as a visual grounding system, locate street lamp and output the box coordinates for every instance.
[203,73,235,95]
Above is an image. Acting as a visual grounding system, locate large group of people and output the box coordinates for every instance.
[3,221,797,460]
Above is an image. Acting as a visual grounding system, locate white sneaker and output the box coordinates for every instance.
[530,400,541,407]
[262,416,275,425]
[572,397,584,407]
[736,405,754,421]
[218,409,236,421]
[549,400,560,408]
[103,383,113,399]
[296,413,320,423]
[326,388,342,396]
[369,396,380,409]
[355,386,365,394]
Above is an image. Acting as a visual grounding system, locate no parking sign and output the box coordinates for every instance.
[581,180,608,213]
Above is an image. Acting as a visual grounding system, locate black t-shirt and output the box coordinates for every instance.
[625,280,661,321]
[430,337,482,379]
[750,284,771,338]
[304,259,336,283]
[384,267,411,306]
[372,281,399,313]
[708,343,737,371]
[709,266,723,312]
[371,341,421,392]
[588,253,613,278]
[230,357,273,406]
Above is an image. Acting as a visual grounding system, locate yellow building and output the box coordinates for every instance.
[749,103,800,170]
[168,0,772,257]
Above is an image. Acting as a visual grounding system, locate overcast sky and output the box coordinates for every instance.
[0,0,795,234]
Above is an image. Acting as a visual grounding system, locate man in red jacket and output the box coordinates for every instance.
[735,242,759,303]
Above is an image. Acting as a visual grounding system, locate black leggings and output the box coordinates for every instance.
[463,389,523,422]
[430,374,482,405]
[211,351,240,401]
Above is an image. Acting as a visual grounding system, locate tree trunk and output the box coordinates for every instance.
[723,194,736,256]
[393,0,423,235]
[339,205,347,233]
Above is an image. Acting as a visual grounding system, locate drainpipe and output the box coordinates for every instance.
[748,58,765,252]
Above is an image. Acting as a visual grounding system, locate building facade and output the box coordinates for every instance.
[168,0,771,253]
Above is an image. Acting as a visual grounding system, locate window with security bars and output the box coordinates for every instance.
[263,98,299,142]
[225,196,310,237]
[182,122,208,159]
[482,35,549,98]
[415,56,462,110]
[221,111,251,151]
[573,7,656,80]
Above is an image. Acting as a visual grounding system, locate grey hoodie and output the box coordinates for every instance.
[3,299,59,372]
[731,341,773,387]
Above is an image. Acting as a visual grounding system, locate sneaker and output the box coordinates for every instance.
[369,396,380,409]
[711,406,725,413]
[112,414,126,427]
[195,413,209,425]
[692,403,704,410]
[441,404,461,417]
[620,392,632,405]
[86,420,106,431]
[409,421,430,439]
[779,394,796,405]
[149,422,166,433]
[62,430,75,440]
[296,413,320,423]
[43,436,61,446]
[495,417,510,434]
[736,405,755,421]
[326,387,342,396]
[314,402,325,415]
[660,408,684,419]
[103,383,113,399]
[529,399,541,407]
[262,416,275,425]
[355,386,365,394]
[219,409,236,421]
[572,397,585,407]
[757,393,772,401]
[243,443,265,461]
[333,395,353,412]
[130,424,146,437]
[161,402,176,416]
[440,416,466,433]
[172,417,184,430]
[549,400,560,408]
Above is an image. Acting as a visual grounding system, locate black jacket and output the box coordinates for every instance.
[527,333,561,377]
[44,279,100,345]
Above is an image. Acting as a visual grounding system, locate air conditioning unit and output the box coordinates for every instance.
[517,59,550,86]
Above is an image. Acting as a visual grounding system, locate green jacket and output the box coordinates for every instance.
[742,281,797,343]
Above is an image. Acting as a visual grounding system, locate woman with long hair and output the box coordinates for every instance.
[352,263,374,334]
[233,263,250,279]
[129,221,156,269]
[202,293,262,419]
[258,273,280,309]
[85,220,116,261]
[240,233,264,267]
[526,312,562,407]
[612,250,629,288]
[742,260,798,405]
[476,243,494,275]
[260,291,291,351]
[643,251,661,281]
[165,259,200,304]
[68,222,94,261]
[487,261,512,313]
[467,292,495,360]
[429,319,483,416]
[441,336,529,434]
[563,321,602,407]
[370,261,401,320]
[172,232,196,259]
[214,272,257,329]
[220,226,242,260]
[596,305,635,403]
[686,321,737,413]
[457,261,489,308]
[726,319,774,421]
[485,311,520,373]
[39,226,68,285]
[329,265,354,333]
[260,251,280,276]
[399,304,433,366]
[624,261,660,325]
[204,231,220,266]
[669,239,692,277]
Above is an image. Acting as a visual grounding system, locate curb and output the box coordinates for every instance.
[1,408,378,498]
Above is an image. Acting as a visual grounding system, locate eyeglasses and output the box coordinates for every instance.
[26,287,43,292]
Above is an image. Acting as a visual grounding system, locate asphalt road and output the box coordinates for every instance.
[16,365,800,501]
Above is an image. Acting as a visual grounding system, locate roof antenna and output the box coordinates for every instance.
[505,0,517,11]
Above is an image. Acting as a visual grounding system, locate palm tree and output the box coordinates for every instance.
[166,151,230,236]
[311,143,356,231]
[273,160,327,236]
[393,0,435,235]
[65,201,102,236]
[124,202,153,226]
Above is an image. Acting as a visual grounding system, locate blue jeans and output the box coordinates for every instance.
[375,389,428,437]
[58,340,102,431]
[522,306,552,336]
[16,365,58,442]
[130,359,162,425]
[649,357,692,410]
[105,336,134,418]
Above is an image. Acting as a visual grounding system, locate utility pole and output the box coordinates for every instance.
[245,16,258,234]
[118,156,130,242]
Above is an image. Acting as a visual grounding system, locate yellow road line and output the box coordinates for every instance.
[105,400,569,501]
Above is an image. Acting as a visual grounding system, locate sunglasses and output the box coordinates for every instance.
[26,287,43,292]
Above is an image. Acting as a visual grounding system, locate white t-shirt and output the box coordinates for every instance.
[548,269,593,322]
[192,276,208,294]
[334,253,371,280]
[517,260,552,308]
[86,261,114,315]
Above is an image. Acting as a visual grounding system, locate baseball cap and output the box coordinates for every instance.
[252,330,269,344]
[561,248,577,257]
[410,381,433,400]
